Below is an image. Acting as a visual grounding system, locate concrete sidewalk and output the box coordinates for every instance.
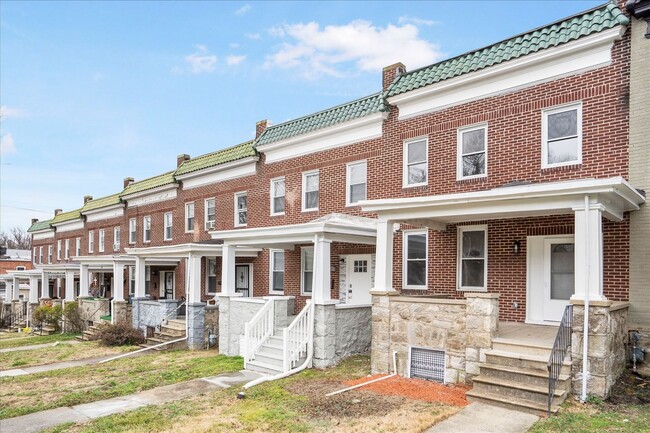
[425,402,539,433]
[0,340,80,353]
[0,369,264,433]
[1,354,123,377]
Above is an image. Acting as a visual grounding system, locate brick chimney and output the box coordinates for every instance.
[177,154,191,167]
[83,195,93,204]
[54,209,62,217]
[382,62,406,92]
[256,120,269,139]
[31,218,39,225]
[123,177,134,188]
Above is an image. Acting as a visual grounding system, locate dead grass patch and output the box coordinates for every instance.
[0,341,133,370]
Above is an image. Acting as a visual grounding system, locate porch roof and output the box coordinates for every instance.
[211,213,378,247]
[124,242,261,258]
[360,177,645,227]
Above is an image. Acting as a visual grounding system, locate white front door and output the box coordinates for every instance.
[527,236,575,323]
[161,271,174,299]
[346,254,372,305]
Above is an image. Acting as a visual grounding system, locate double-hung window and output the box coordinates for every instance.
[403,231,427,288]
[57,240,62,260]
[270,249,285,293]
[206,258,217,294]
[301,247,314,295]
[185,203,195,232]
[164,212,173,240]
[113,227,120,251]
[39,246,43,264]
[64,239,69,259]
[458,124,487,179]
[89,231,94,253]
[346,161,367,206]
[302,171,319,212]
[76,237,81,256]
[270,178,285,216]
[403,138,427,187]
[542,102,582,168]
[33,247,38,264]
[205,199,216,230]
[48,245,53,263]
[129,218,136,244]
[99,230,105,253]
[457,225,487,291]
[235,192,247,227]
[143,216,151,243]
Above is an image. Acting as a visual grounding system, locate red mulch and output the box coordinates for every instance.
[343,374,470,407]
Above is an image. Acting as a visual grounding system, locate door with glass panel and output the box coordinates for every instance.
[542,238,575,322]
[235,264,251,297]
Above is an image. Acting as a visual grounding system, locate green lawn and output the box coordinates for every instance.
[529,402,649,433]
[0,332,79,349]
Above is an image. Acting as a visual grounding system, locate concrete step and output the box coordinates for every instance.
[471,375,566,406]
[478,363,571,389]
[492,338,553,358]
[466,389,560,416]
[163,319,186,331]
[253,350,283,365]
[159,326,185,337]
[158,331,186,340]
[246,359,283,375]
[485,350,571,374]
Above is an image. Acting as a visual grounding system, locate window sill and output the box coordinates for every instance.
[456,287,488,292]
[403,182,428,189]
[301,208,318,213]
[270,213,285,217]
[541,163,582,172]
[269,290,285,295]
[456,175,487,184]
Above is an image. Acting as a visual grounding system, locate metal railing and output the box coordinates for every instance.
[243,299,275,366]
[547,304,573,416]
[282,301,314,372]
[155,300,186,333]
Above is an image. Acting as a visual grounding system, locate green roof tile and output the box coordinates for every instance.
[387,2,628,98]
[28,219,53,232]
[120,171,177,197]
[175,141,257,176]
[81,193,122,213]
[51,209,82,225]
[256,93,386,146]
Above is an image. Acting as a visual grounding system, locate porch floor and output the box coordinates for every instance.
[496,321,558,348]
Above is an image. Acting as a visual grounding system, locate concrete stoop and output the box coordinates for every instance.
[77,319,111,341]
[246,334,284,375]
[466,339,571,415]
[140,318,186,351]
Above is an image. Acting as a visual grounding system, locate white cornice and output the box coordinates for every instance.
[123,184,179,208]
[32,231,55,240]
[52,220,84,233]
[83,204,125,222]
[176,157,259,190]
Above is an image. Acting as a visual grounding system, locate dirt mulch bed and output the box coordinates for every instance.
[607,369,650,406]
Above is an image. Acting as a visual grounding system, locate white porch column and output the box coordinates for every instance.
[312,234,332,304]
[221,244,236,296]
[5,279,14,302]
[79,264,90,297]
[12,277,20,301]
[134,257,146,298]
[29,276,39,303]
[572,201,606,301]
[64,270,75,301]
[40,271,49,299]
[373,219,395,292]
[187,253,203,303]
[113,262,125,302]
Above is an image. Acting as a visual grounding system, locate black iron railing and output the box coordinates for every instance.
[547,304,573,416]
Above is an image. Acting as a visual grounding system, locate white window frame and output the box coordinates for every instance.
[204,198,216,230]
[185,202,195,233]
[457,225,488,292]
[113,227,120,251]
[270,177,286,216]
[301,170,319,212]
[143,216,151,243]
[88,231,94,253]
[129,218,136,244]
[39,246,43,264]
[402,230,428,289]
[48,245,52,263]
[164,212,173,241]
[234,192,247,227]
[206,257,218,295]
[541,102,582,169]
[346,160,367,206]
[57,240,62,260]
[33,247,38,264]
[457,123,488,180]
[63,239,69,259]
[76,237,81,257]
[98,229,105,253]
[269,249,285,294]
[403,137,428,188]
[300,246,314,295]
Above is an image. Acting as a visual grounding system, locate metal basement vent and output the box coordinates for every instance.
[409,347,445,383]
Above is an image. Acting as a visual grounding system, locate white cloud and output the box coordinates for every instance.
[184,45,217,74]
[235,4,251,16]
[0,106,28,120]
[226,55,247,66]
[398,15,440,26]
[245,33,261,40]
[1,133,16,155]
[264,20,443,79]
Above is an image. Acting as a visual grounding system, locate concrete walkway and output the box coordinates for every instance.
[425,402,539,433]
[0,369,264,433]
[0,354,120,377]
[0,340,80,353]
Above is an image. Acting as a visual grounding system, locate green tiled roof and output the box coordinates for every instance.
[27,219,53,232]
[120,171,177,197]
[51,209,82,225]
[175,141,257,176]
[81,193,122,213]
[256,93,386,146]
[387,2,629,97]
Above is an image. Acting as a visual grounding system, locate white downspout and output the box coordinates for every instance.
[580,194,590,403]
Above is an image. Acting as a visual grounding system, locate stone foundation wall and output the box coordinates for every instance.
[78,298,111,324]
[112,301,130,325]
[205,305,219,348]
[218,296,265,356]
[132,299,179,332]
[335,305,372,361]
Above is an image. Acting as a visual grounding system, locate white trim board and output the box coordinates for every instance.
[83,205,125,222]
[32,231,55,240]
[52,220,84,233]
[176,157,259,190]
[124,185,178,208]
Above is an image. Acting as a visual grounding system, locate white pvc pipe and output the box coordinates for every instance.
[98,336,187,363]
[581,194,590,403]
[325,351,398,397]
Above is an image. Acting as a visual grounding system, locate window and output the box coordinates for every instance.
[34,247,38,264]
[235,192,247,227]
[206,258,217,294]
[143,216,151,243]
[346,161,367,206]
[76,238,81,257]
[457,225,487,291]
[89,231,94,253]
[458,124,487,179]
[64,239,70,259]
[270,178,285,215]
[39,246,43,264]
[270,250,285,293]
[129,219,136,244]
[99,230,105,252]
[354,260,368,273]
[551,244,575,301]
[145,266,151,295]
[129,266,135,296]
[403,231,427,288]
[403,138,427,187]
[164,212,173,240]
[301,247,314,295]
[114,227,120,251]
[48,245,52,263]
[57,240,62,260]
[205,199,216,230]
[542,103,582,168]
[185,203,195,232]
[302,171,319,211]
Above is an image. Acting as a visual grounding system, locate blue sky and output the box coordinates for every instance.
[0,0,602,232]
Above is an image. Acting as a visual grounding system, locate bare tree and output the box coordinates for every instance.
[0,227,32,250]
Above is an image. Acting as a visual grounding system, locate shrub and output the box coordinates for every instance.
[32,305,63,332]
[93,323,145,346]
[63,301,84,333]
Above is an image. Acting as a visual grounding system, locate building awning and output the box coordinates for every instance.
[124,242,260,258]
[360,177,644,229]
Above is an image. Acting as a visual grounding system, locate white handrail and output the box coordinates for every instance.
[282,301,314,372]
[243,298,275,366]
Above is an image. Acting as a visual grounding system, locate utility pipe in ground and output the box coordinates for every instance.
[325,351,398,397]
[98,336,187,363]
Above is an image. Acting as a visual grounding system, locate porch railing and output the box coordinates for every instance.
[282,301,314,372]
[547,304,573,416]
[155,300,186,333]
[244,298,275,365]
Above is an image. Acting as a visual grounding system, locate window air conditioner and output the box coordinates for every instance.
[205,221,215,230]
